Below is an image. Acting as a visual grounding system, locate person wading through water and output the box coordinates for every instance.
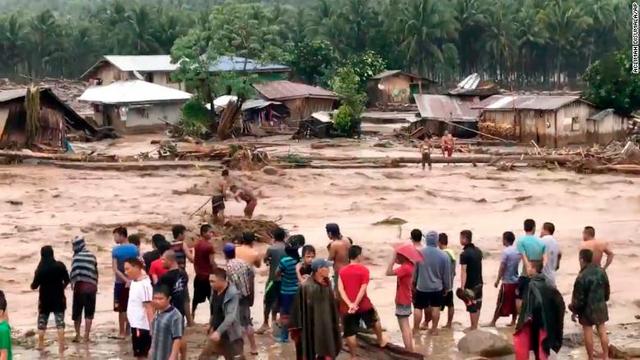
[212,169,231,224]
[31,246,70,357]
[70,237,99,344]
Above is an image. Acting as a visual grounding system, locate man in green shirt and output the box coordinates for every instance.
[0,291,12,360]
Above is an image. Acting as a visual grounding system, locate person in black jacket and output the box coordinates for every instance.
[31,246,70,357]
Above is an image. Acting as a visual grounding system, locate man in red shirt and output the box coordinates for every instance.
[338,245,387,359]
[192,224,216,319]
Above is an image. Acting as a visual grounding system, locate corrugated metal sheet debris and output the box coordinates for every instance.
[253,81,338,101]
[413,94,479,121]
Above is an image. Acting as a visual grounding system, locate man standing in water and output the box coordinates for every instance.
[111,226,139,339]
[290,258,342,360]
[170,224,194,326]
[459,230,483,331]
[540,222,561,287]
[570,249,611,360]
[581,226,614,271]
[212,169,231,224]
[419,134,433,171]
[441,131,455,160]
[230,184,258,219]
[327,223,351,288]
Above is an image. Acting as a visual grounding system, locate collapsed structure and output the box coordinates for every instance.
[0,87,96,150]
[253,80,338,122]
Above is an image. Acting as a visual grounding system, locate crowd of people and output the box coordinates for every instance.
[0,215,615,360]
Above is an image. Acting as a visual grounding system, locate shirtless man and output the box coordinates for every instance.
[441,131,455,161]
[211,169,231,224]
[581,226,614,271]
[326,223,351,288]
[235,232,262,268]
[230,184,258,219]
[420,134,433,171]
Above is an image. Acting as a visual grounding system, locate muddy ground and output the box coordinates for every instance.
[2,135,640,359]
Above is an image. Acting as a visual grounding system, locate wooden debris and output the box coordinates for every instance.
[372,217,408,226]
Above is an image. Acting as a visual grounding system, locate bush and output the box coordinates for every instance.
[178,98,211,138]
[334,105,356,136]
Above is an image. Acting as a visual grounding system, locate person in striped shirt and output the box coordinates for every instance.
[275,243,301,343]
[70,237,98,344]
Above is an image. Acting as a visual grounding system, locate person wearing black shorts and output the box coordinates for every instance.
[459,230,483,331]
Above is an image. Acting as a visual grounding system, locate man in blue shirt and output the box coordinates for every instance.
[515,219,545,312]
[112,226,139,338]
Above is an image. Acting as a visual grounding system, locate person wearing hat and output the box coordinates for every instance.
[70,237,98,344]
[290,258,341,360]
[385,246,416,351]
[223,243,258,355]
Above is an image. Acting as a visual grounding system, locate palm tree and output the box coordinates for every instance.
[127,6,162,54]
[453,0,489,77]
[400,0,457,77]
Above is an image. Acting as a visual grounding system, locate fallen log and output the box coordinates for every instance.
[591,164,640,174]
[283,155,579,165]
[49,161,221,171]
[343,334,424,360]
[0,149,118,162]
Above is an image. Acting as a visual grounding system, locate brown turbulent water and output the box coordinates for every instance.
[2,136,639,359]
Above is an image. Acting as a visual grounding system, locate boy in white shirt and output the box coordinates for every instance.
[124,258,154,359]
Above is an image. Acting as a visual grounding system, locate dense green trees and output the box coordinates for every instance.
[0,0,631,90]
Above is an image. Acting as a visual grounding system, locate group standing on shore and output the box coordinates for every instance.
[0,210,616,360]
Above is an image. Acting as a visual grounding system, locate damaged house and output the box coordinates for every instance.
[253,81,338,122]
[367,70,434,107]
[474,95,607,147]
[412,94,480,138]
[79,80,191,134]
[0,87,96,150]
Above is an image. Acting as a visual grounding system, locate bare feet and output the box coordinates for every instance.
[443,324,452,329]
[72,335,81,343]
[428,329,439,336]
[485,322,497,328]
[379,336,389,348]
[255,324,270,335]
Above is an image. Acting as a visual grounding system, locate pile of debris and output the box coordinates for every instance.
[203,217,280,244]
[154,141,271,170]
[570,141,640,174]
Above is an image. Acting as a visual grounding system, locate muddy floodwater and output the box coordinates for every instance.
[1,137,639,359]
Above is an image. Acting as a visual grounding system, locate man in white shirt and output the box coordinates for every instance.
[540,222,561,288]
[124,258,154,359]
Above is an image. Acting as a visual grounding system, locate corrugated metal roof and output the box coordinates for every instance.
[588,109,615,121]
[457,73,481,89]
[105,55,178,72]
[473,95,588,111]
[241,99,282,111]
[78,80,192,105]
[372,70,425,80]
[0,88,28,103]
[253,81,338,101]
[413,94,479,121]
[209,56,290,73]
[81,55,290,80]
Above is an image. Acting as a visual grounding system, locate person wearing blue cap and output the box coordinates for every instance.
[413,231,451,336]
[223,243,258,355]
[290,258,341,360]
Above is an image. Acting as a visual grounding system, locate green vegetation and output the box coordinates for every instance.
[0,0,630,91]
[583,51,640,116]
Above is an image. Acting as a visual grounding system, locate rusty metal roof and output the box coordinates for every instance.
[473,95,590,111]
[413,94,479,121]
[253,81,337,101]
[372,70,433,81]
[588,108,615,121]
